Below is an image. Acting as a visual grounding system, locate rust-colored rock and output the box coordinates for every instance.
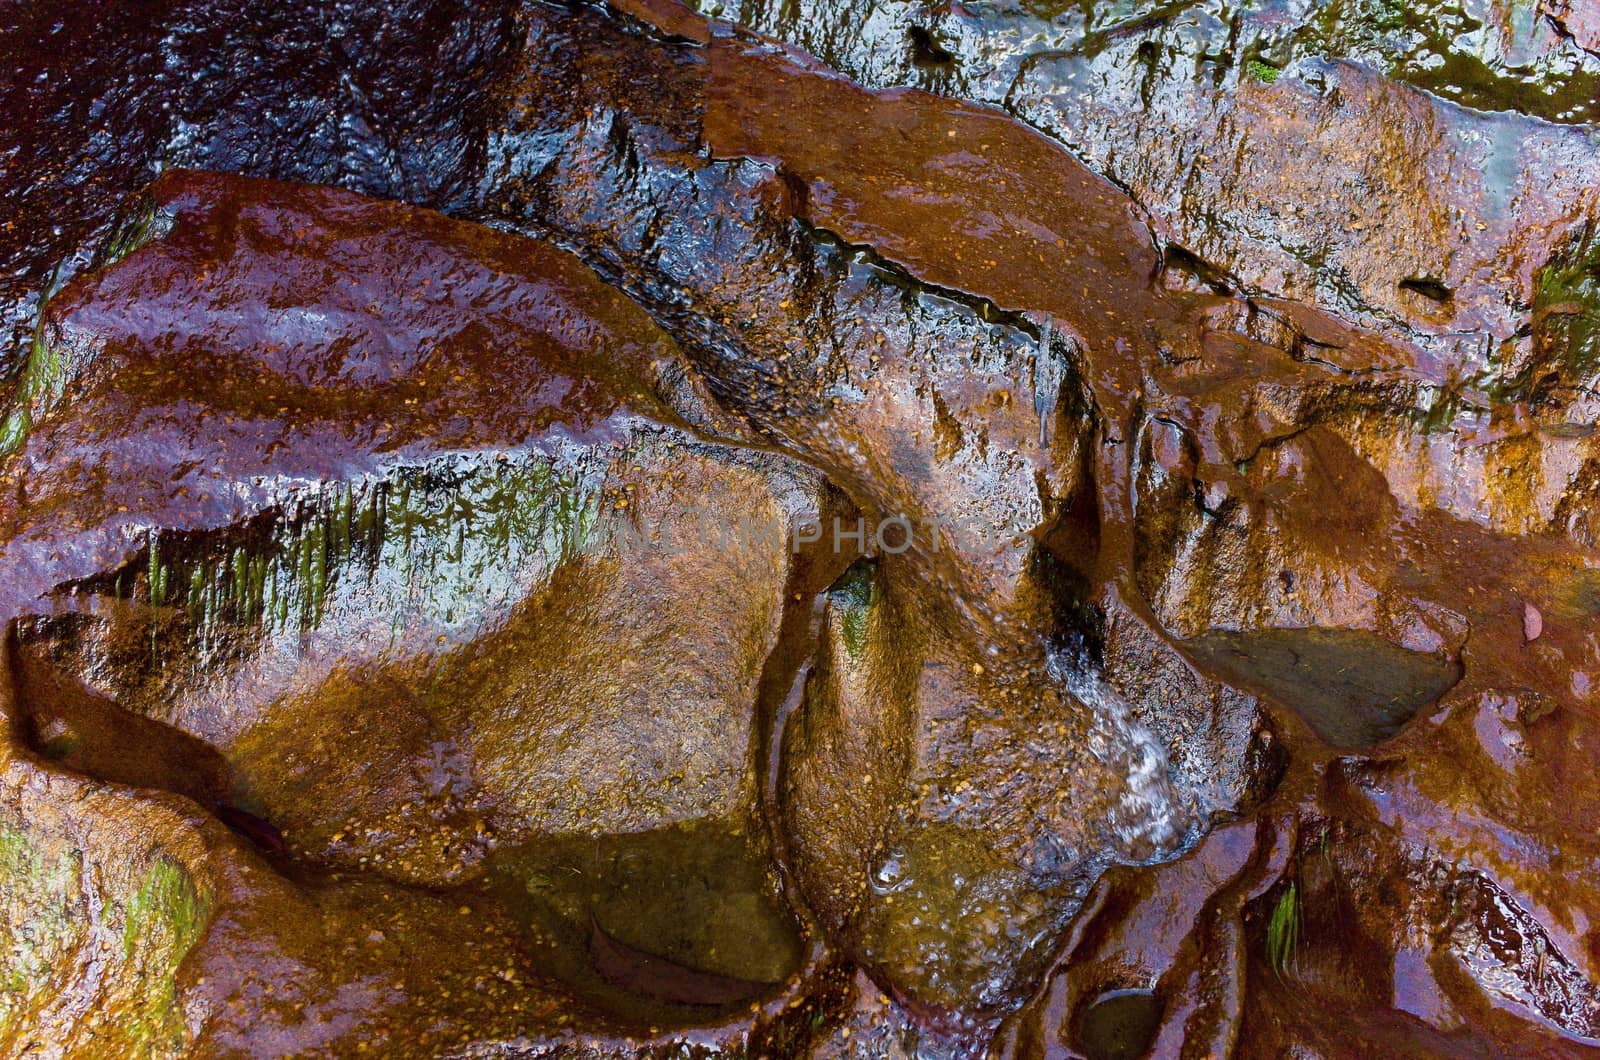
[0,0,1597,1055]
[0,169,839,1051]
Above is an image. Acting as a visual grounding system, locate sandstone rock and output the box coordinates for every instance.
[684,0,1600,371]
[0,169,833,1049]
[0,0,1596,1053]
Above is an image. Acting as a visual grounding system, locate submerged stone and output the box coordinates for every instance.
[1184,627,1462,750]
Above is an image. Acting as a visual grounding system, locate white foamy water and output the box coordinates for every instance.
[1052,651,1202,867]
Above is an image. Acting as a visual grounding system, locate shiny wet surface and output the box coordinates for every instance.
[0,0,1598,1056]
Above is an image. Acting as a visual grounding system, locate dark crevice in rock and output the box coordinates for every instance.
[1399,276,1455,305]
[907,25,955,68]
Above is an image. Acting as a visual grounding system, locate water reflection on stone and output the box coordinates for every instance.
[0,0,1597,1055]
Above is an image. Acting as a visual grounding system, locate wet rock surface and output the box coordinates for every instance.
[0,0,1598,1056]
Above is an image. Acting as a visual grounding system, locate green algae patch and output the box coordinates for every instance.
[0,302,68,460]
[1533,223,1600,391]
[829,559,881,661]
[122,454,605,664]
[0,824,86,1039]
[1,197,172,460]
[123,858,206,960]
[1299,0,1600,123]
[1266,880,1301,978]
[95,195,173,270]
[1245,58,1281,83]
[1472,221,1600,406]
[704,0,1600,124]
[119,856,209,1055]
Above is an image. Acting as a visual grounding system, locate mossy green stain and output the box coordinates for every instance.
[37,732,79,761]
[1534,226,1600,384]
[1400,382,1485,434]
[148,534,168,607]
[3,201,172,460]
[829,560,881,661]
[1245,58,1280,83]
[1266,880,1301,978]
[121,857,207,1053]
[131,456,604,667]
[123,858,205,960]
[0,410,28,458]
[96,196,172,270]
[0,301,66,459]
[1297,0,1600,123]
[0,824,82,1026]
